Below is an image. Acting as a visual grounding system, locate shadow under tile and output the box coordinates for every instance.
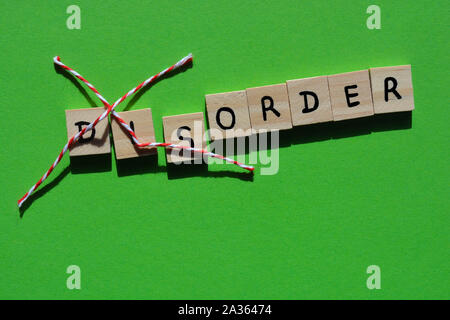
[167,162,208,180]
[116,154,159,177]
[70,153,112,174]
[371,111,412,132]
[290,121,333,145]
[332,116,372,139]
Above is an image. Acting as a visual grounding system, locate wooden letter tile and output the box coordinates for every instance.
[328,70,374,121]
[110,108,157,160]
[246,83,293,131]
[369,65,414,114]
[65,107,111,157]
[205,90,251,139]
[162,112,206,164]
[286,76,333,126]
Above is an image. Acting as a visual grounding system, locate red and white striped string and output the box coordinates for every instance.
[18,54,254,208]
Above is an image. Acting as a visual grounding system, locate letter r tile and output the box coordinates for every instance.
[369,65,414,114]
[65,107,111,157]
[246,83,293,131]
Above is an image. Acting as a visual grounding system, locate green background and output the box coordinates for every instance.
[1,0,448,299]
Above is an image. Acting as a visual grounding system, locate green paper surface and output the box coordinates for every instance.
[0,0,448,299]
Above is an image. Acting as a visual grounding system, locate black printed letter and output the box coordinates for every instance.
[216,107,236,130]
[75,121,95,143]
[129,120,136,145]
[261,96,280,121]
[384,77,401,102]
[344,85,360,108]
[177,126,194,148]
[299,91,319,113]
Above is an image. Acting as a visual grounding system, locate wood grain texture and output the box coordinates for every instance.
[370,65,414,114]
[162,112,206,164]
[328,70,374,121]
[287,75,333,126]
[205,90,252,139]
[65,107,111,157]
[110,108,157,160]
[246,83,293,131]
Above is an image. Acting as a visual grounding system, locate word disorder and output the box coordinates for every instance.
[18,54,414,208]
